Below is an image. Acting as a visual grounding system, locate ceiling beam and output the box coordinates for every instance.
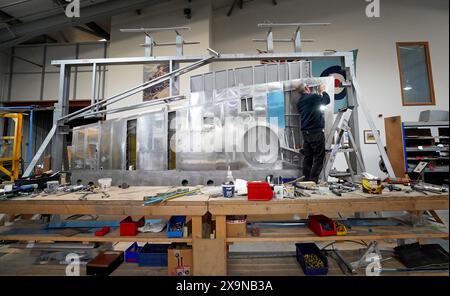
[0,9,21,25]
[227,0,239,16]
[85,22,110,40]
[0,0,156,49]
[0,8,57,44]
[0,0,32,10]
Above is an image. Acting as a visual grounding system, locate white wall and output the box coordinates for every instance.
[106,0,212,119]
[211,0,449,176]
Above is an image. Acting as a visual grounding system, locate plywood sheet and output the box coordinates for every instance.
[193,238,227,276]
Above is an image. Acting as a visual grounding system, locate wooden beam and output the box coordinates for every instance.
[85,22,110,40]
[208,195,449,215]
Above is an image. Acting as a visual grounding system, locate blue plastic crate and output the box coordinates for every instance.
[295,243,328,276]
[138,243,169,267]
[125,242,142,263]
[167,216,186,238]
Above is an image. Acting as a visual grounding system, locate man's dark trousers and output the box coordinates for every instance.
[302,130,326,183]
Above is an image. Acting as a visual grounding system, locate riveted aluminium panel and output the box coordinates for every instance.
[136,111,167,170]
[99,119,126,170]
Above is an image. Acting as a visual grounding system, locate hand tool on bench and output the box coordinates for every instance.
[143,187,201,205]
[387,184,402,192]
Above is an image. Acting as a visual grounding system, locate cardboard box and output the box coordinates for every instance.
[168,244,193,276]
[43,155,52,172]
[226,219,247,237]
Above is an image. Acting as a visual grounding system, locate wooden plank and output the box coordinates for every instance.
[385,116,406,177]
[208,195,449,215]
[0,187,209,216]
[0,203,208,216]
[193,238,227,276]
[0,227,192,243]
[215,215,227,239]
[226,224,448,243]
[191,216,203,239]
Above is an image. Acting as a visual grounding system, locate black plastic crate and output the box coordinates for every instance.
[394,243,449,268]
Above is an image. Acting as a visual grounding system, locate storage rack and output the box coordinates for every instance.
[385,116,449,184]
[403,121,449,184]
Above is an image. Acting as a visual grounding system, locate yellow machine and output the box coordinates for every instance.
[362,177,383,194]
[0,113,23,181]
[336,221,348,236]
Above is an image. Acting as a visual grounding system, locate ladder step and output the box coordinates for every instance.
[338,148,355,153]
[326,148,355,153]
[329,171,352,177]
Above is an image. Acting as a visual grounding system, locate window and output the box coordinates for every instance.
[396,42,435,106]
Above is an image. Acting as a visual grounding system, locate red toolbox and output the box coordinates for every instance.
[308,215,337,236]
[247,182,273,201]
[95,226,111,237]
[120,216,145,236]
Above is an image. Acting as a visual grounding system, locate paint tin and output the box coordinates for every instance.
[222,184,235,198]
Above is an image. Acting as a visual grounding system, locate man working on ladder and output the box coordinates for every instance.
[296,83,330,183]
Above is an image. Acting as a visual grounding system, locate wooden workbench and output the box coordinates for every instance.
[209,189,449,275]
[0,186,448,276]
[0,187,209,245]
[0,186,209,216]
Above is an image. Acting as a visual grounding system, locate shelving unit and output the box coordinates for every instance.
[385,116,449,184]
[210,193,449,275]
[0,186,448,276]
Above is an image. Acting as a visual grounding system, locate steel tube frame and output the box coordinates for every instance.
[22,53,216,176]
[24,50,394,178]
[64,56,215,123]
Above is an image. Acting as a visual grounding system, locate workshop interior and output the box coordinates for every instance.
[0,0,448,279]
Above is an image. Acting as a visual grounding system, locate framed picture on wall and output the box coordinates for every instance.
[143,63,172,101]
[364,130,380,144]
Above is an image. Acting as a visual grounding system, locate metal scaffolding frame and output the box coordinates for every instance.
[22,47,396,179]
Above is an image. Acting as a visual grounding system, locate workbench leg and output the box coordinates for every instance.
[215,215,228,275]
[191,216,203,239]
[215,215,227,239]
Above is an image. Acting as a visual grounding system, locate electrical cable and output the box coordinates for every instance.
[320,240,368,251]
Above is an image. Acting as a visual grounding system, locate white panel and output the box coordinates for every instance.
[75,71,93,100]
[79,43,105,59]
[42,73,59,100]
[13,47,44,72]
[42,72,76,101]
[46,45,76,71]
[10,74,41,101]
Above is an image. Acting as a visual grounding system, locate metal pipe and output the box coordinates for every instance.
[83,95,185,117]
[258,23,331,27]
[27,109,33,166]
[120,27,190,33]
[253,38,314,42]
